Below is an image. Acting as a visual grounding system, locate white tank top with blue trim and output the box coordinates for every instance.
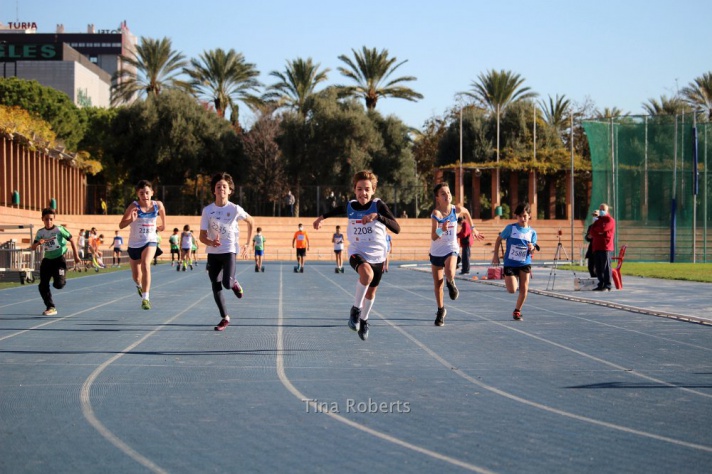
[128,201,159,248]
[429,206,459,257]
[347,199,388,264]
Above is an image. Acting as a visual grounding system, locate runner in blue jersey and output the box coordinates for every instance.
[491,202,538,321]
[313,170,400,341]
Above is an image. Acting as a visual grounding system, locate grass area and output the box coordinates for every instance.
[0,264,130,290]
[563,262,712,283]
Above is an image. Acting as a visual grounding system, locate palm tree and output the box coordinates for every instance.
[641,95,691,116]
[681,72,712,121]
[461,69,537,214]
[264,58,329,115]
[540,94,571,137]
[595,107,626,119]
[184,48,262,124]
[111,37,188,105]
[336,46,423,110]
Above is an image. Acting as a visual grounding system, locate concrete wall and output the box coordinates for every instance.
[1,206,586,264]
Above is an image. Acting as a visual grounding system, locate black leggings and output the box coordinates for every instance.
[206,253,237,318]
[39,256,67,309]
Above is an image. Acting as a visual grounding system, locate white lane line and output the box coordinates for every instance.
[0,267,210,341]
[378,273,712,452]
[80,293,212,474]
[275,265,495,474]
[394,279,712,399]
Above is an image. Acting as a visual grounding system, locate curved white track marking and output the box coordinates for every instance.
[0,272,136,308]
[321,269,712,452]
[0,296,128,342]
[392,278,712,399]
[0,275,189,342]
[526,301,712,353]
[80,294,212,474]
[276,266,495,474]
[376,310,712,452]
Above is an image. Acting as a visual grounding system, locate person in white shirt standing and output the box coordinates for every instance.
[199,172,254,331]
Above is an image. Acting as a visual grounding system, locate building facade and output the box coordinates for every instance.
[0,21,137,107]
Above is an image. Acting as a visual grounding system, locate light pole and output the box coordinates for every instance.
[459,107,464,204]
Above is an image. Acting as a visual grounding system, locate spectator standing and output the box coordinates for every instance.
[590,203,616,291]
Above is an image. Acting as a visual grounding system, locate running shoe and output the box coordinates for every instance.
[358,319,369,341]
[300,267,304,273]
[214,317,230,331]
[136,284,142,297]
[189,264,193,270]
[232,281,244,299]
[446,279,459,300]
[42,307,57,316]
[348,306,361,331]
[434,307,446,326]
[176,264,181,272]
[340,267,345,273]
[182,264,186,272]
[141,299,151,310]
[513,309,522,320]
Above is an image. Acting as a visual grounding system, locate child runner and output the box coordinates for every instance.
[491,202,538,320]
[253,227,266,272]
[199,172,254,331]
[178,225,194,271]
[109,230,124,267]
[384,234,392,272]
[77,229,86,271]
[169,228,180,267]
[313,170,400,341]
[190,231,199,267]
[31,208,79,316]
[292,223,309,273]
[153,233,163,266]
[429,182,484,326]
[332,225,345,273]
[119,179,166,310]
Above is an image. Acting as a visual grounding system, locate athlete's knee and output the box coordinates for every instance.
[212,281,223,293]
[53,276,66,290]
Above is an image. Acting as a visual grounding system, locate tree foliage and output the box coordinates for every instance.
[97,90,242,213]
[0,77,85,150]
[681,71,712,121]
[336,46,423,110]
[264,58,330,115]
[184,48,262,124]
[111,36,188,105]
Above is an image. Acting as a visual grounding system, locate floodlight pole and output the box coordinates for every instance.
[459,107,464,205]
[570,113,575,258]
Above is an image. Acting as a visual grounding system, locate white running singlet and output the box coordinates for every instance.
[429,207,459,257]
[128,201,159,248]
[346,199,388,264]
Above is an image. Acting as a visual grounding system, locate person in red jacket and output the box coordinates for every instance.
[590,203,616,291]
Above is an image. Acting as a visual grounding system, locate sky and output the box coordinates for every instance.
[6,0,712,129]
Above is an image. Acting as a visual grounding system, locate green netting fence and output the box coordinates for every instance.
[583,116,710,263]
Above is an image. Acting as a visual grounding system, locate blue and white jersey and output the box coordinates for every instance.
[347,199,388,264]
[128,201,159,248]
[112,235,124,249]
[500,224,537,267]
[429,207,459,257]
